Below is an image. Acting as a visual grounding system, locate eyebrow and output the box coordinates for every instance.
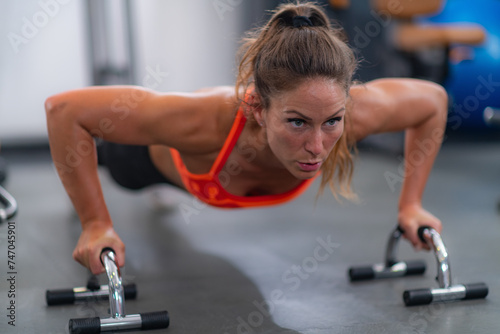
[284,107,345,120]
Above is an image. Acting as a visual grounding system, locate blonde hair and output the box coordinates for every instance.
[236,1,358,200]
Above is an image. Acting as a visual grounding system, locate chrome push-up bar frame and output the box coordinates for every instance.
[47,249,169,333]
[349,226,488,306]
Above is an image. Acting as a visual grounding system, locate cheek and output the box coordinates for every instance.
[320,124,344,152]
[327,128,344,149]
[282,135,303,152]
[267,128,301,155]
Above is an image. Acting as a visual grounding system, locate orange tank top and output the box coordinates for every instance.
[169,108,318,208]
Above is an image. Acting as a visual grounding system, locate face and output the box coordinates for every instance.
[253,78,347,179]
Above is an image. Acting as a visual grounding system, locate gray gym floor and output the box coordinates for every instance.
[1,139,499,334]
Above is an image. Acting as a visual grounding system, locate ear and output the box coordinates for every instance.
[249,93,265,126]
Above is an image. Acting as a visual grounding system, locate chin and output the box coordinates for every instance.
[301,171,320,179]
[291,168,319,180]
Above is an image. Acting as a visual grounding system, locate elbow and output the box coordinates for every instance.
[418,81,448,134]
[45,93,74,127]
[430,82,449,122]
[424,83,448,142]
[45,94,66,118]
[45,93,77,139]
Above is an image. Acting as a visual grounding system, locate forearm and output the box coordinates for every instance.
[46,100,112,227]
[399,85,448,209]
[351,78,447,248]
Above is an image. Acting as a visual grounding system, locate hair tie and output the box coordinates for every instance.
[292,16,313,28]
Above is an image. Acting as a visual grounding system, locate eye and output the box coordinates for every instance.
[325,117,342,126]
[287,118,305,128]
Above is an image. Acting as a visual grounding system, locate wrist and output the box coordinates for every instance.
[398,200,422,211]
[81,218,113,231]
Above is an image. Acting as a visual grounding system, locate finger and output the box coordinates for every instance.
[420,242,431,251]
[414,233,431,251]
[89,246,106,275]
[431,221,443,234]
[110,246,124,268]
[90,257,104,275]
[113,241,126,268]
[401,230,419,249]
[90,266,104,275]
[116,251,126,268]
[415,231,431,251]
[72,249,87,268]
[407,230,424,251]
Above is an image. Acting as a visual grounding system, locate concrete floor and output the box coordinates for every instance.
[0,140,499,334]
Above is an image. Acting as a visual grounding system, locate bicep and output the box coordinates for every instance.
[349,78,447,141]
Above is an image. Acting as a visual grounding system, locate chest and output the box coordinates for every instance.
[221,144,305,196]
[179,147,301,197]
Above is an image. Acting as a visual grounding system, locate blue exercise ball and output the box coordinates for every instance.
[417,0,500,130]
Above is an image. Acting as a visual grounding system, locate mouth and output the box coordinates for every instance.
[297,161,322,172]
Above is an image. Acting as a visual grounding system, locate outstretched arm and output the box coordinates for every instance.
[350,78,448,250]
[45,85,222,273]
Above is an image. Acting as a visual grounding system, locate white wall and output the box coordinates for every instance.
[132,0,244,93]
[0,0,248,145]
[0,0,90,144]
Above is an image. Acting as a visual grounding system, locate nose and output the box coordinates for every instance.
[304,130,323,157]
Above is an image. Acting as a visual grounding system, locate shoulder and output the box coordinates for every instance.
[150,85,240,154]
[346,79,390,142]
[347,78,447,141]
[152,85,236,115]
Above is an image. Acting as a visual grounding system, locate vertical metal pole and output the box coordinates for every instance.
[84,0,135,85]
[124,0,136,85]
[85,0,107,85]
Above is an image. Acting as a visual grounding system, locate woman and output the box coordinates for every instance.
[45,2,446,275]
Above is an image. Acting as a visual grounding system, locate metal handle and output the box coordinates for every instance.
[0,185,17,222]
[348,225,425,281]
[385,225,404,267]
[418,227,451,289]
[100,248,125,319]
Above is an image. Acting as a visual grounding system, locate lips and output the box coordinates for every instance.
[297,161,322,172]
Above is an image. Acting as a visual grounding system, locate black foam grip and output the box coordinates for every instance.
[124,283,137,300]
[417,226,433,243]
[403,288,433,306]
[348,266,375,281]
[404,260,426,276]
[464,282,489,300]
[141,311,170,330]
[69,317,101,334]
[46,289,75,306]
